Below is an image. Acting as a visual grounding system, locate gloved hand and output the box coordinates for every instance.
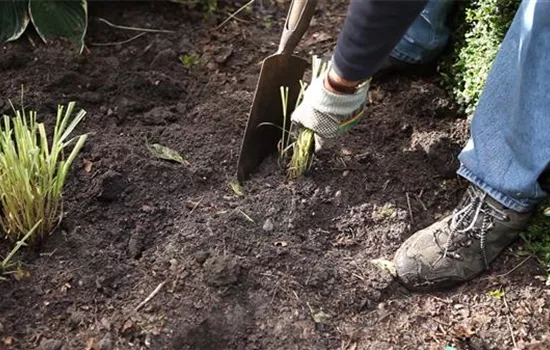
[291,67,369,151]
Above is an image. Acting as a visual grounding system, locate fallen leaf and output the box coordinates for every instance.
[147,143,190,166]
[3,336,14,345]
[311,310,331,323]
[121,319,134,333]
[141,205,155,213]
[371,258,397,277]
[341,148,353,156]
[334,234,356,247]
[214,47,233,64]
[228,180,244,196]
[151,326,163,335]
[307,302,332,324]
[304,32,332,46]
[451,323,476,338]
[368,89,385,104]
[488,289,505,300]
[534,275,547,282]
[14,266,30,281]
[61,283,72,293]
[83,159,93,173]
[85,337,99,350]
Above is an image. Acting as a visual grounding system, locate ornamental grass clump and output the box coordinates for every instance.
[288,127,315,179]
[281,55,328,179]
[0,101,87,242]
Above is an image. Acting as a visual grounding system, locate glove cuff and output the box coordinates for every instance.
[295,71,368,138]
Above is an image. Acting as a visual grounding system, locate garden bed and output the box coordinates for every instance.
[0,1,548,349]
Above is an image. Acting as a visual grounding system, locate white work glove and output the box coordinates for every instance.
[291,68,369,151]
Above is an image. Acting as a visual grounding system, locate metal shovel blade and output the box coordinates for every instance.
[236,54,308,182]
[236,0,317,183]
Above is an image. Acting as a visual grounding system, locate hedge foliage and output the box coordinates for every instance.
[439,0,520,114]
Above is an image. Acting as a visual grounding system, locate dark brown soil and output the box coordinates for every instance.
[1,1,549,349]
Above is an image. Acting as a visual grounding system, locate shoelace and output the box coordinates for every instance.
[442,188,507,267]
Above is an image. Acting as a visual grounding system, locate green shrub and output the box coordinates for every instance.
[522,177,550,275]
[171,0,218,14]
[439,0,519,114]
[521,201,550,269]
[0,0,88,53]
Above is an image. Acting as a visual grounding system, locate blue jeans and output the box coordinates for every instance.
[390,0,454,63]
[457,0,550,213]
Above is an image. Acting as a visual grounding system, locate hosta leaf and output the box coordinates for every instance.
[0,1,30,44]
[28,0,87,53]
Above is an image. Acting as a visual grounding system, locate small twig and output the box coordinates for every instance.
[269,282,281,305]
[215,0,255,30]
[432,318,451,327]
[415,190,428,211]
[133,281,166,313]
[39,249,58,257]
[428,294,453,304]
[503,293,517,348]
[406,192,414,225]
[493,254,533,279]
[238,209,255,223]
[505,314,516,348]
[88,32,147,47]
[27,35,36,48]
[189,196,205,214]
[95,17,175,33]
[228,15,251,24]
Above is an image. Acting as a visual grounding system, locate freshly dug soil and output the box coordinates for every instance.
[0,1,549,349]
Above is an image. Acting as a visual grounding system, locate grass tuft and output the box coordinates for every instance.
[287,128,314,179]
[0,100,87,243]
[278,55,328,179]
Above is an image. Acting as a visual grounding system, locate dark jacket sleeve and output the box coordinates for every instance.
[332,0,428,81]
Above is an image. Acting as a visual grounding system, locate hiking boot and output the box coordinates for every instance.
[393,185,533,291]
[373,56,437,79]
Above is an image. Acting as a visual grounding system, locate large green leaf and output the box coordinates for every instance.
[0,1,30,44]
[28,0,87,53]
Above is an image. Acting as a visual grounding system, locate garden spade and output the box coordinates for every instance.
[236,0,317,183]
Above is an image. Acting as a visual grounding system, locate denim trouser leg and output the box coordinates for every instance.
[457,0,550,213]
[390,0,454,63]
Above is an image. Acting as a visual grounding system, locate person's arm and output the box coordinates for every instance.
[331,0,428,85]
[291,0,429,149]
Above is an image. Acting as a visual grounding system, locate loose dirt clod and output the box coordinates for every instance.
[203,255,241,287]
[39,339,65,350]
[128,229,145,259]
[68,310,86,328]
[98,333,113,350]
[263,218,274,232]
[195,250,210,264]
[94,170,125,202]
